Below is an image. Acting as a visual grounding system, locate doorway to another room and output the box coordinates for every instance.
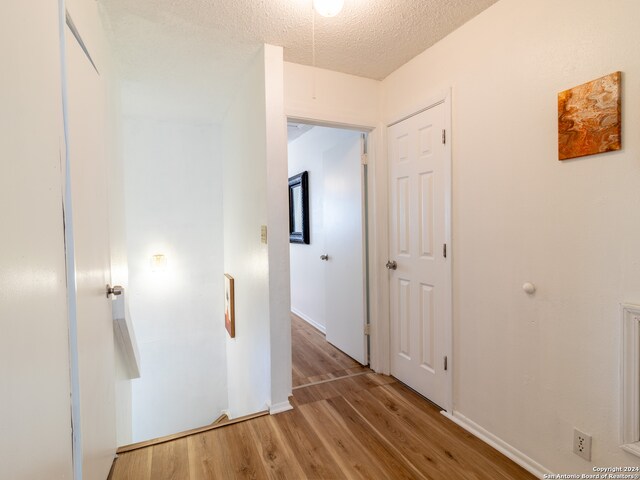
[287,122,370,383]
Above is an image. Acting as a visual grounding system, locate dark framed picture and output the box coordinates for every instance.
[289,171,310,244]
[224,274,235,338]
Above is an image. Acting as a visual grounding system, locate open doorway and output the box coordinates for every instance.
[287,122,371,385]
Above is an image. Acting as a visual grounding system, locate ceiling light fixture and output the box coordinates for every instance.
[313,0,344,17]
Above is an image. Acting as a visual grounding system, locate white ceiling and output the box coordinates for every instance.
[100,0,497,122]
[288,122,314,142]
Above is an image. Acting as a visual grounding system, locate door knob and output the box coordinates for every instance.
[106,284,123,298]
[320,254,329,261]
[385,260,397,270]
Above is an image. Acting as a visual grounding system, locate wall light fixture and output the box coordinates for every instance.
[150,254,167,272]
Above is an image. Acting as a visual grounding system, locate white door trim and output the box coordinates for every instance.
[367,124,390,375]
[384,90,453,412]
[621,303,640,457]
[443,90,453,413]
[386,89,452,129]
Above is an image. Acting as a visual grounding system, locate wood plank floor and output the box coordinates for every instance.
[291,314,370,387]
[110,316,536,480]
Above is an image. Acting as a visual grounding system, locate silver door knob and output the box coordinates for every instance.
[385,260,397,270]
[106,284,123,298]
[320,254,329,261]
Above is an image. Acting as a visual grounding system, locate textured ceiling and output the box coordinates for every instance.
[100,0,498,121]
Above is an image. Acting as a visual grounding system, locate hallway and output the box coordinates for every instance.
[108,316,535,479]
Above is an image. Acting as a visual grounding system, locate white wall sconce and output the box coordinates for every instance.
[150,254,167,272]
[313,0,344,17]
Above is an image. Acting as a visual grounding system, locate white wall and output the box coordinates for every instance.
[0,2,74,478]
[264,45,292,413]
[222,47,271,417]
[106,76,132,447]
[383,0,640,473]
[223,44,292,417]
[113,338,132,444]
[284,62,380,128]
[288,126,362,331]
[123,115,228,442]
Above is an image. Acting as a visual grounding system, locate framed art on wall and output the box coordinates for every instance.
[558,71,621,161]
[289,171,310,244]
[224,273,235,338]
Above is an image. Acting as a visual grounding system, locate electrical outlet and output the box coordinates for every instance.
[573,428,592,461]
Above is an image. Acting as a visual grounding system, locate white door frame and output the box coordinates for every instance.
[286,116,382,369]
[382,89,453,412]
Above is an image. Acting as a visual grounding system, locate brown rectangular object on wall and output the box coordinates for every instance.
[558,71,621,160]
[224,274,235,338]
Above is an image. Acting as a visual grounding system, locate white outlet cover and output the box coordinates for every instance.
[573,428,592,461]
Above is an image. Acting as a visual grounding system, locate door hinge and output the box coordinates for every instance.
[361,153,368,165]
[444,356,448,371]
[443,244,447,258]
[364,324,371,335]
[442,129,446,145]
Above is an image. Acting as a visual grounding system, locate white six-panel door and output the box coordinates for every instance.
[388,103,450,408]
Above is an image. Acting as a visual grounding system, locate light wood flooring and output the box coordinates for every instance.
[292,314,370,387]
[109,316,535,480]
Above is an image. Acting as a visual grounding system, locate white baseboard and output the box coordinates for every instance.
[441,410,550,479]
[291,308,326,334]
[269,400,294,415]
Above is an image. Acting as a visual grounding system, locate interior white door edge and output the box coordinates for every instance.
[442,92,453,413]
[64,19,118,480]
[323,130,367,365]
[58,5,83,477]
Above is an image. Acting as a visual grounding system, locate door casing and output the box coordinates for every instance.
[287,117,380,369]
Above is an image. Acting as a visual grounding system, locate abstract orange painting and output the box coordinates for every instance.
[558,72,621,161]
